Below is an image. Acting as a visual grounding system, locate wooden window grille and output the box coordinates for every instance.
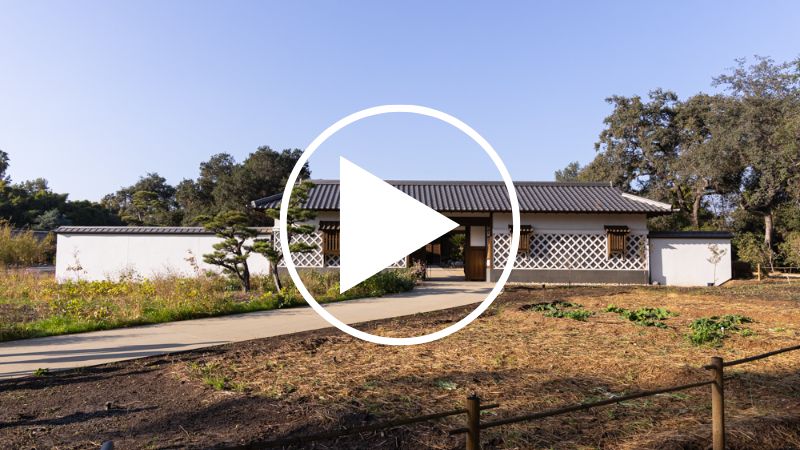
[509,225,533,252]
[320,221,340,256]
[605,225,629,257]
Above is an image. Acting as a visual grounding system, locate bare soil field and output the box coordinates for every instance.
[1,282,799,449]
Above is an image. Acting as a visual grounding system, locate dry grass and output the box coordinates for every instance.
[0,268,417,341]
[179,282,800,449]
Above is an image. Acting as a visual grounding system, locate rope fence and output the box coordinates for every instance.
[208,344,800,450]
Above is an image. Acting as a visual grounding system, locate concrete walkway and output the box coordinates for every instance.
[0,280,492,379]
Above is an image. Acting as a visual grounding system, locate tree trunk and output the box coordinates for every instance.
[764,212,775,272]
[241,262,251,292]
[764,212,774,248]
[271,263,283,292]
[692,194,702,230]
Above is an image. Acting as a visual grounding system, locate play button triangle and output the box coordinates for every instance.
[339,157,459,293]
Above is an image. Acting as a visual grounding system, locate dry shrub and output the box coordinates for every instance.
[0,225,54,266]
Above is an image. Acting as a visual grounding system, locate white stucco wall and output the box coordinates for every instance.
[56,233,272,281]
[492,213,649,234]
[649,238,732,286]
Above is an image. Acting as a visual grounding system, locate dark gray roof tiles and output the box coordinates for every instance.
[55,226,273,235]
[251,180,673,215]
[648,231,733,239]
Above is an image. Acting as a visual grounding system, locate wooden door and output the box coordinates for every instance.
[465,225,487,281]
[465,247,486,281]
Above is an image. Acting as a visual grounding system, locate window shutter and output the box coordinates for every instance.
[605,225,629,257]
[320,221,340,256]
[509,225,533,252]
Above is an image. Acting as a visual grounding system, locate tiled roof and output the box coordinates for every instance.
[648,231,733,239]
[55,226,273,235]
[251,180,673,215]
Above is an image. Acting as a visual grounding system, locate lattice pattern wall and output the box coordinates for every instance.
[493,232,648,271]
[274,231,407,268]
[323,255,407,268]
[274,230,324,268]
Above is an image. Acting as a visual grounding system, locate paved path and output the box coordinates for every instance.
[0,280,492,379]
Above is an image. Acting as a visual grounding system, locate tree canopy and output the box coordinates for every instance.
[0,152,119,230]
[559,56,800,268]
[176,147,308,225]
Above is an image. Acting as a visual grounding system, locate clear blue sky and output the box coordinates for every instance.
[2,1,799,201]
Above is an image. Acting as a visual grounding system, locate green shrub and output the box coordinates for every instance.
[526,301,593,321]
[0,226,54,267]
[527,301,581,313]
[555,309,594,321]
[606,305,676,328]
[778,232,800,268]
[688,314,754,346]
[733,232,771,269]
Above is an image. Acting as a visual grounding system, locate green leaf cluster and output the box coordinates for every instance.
[606,305,676,328]
[688,314,754,346]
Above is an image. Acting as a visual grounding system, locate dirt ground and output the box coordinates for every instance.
[1,282,799,449]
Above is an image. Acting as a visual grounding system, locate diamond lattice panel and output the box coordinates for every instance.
[274,230,324,268]
[323,255,405,268]
[493,233,647,271]
[388,257,407,268]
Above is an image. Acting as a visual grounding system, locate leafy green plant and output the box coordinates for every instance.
[688,314,754,346]
[525,301,593,321]
[606,305,676,328]
[33,367,50,377]
[556,309,594,321]
[527,301,581,313]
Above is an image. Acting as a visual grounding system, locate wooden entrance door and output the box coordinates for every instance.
[465,225,487,281]
[465,247,486,281]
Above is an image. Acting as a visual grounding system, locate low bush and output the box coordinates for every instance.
[606,305,676,328]
[0,225,54,267]
[525,301,594,321]
[688,314,754,346]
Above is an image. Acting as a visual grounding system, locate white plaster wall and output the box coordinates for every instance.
[297,211,340,226]
[56,233,272,281]
[492,213,648,234]
[649,238,732,286]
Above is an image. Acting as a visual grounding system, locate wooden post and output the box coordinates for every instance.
[757,263,761,281]
[466,394,481,450]
[710,357,725,450]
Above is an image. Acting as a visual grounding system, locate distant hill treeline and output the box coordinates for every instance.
[0,146,306,230]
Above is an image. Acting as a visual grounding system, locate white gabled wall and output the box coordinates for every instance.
[649,238,732,286]
[56,233,272,281]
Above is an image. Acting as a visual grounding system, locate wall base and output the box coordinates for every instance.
[490,269,649,284]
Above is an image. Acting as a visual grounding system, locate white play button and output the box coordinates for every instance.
[339,157,459,293]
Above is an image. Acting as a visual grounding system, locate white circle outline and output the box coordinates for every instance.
[280,105,520,345]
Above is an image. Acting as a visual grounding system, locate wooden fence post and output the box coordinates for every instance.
[466,394,481,450]
[757,263,761,281]
[710,356,725,450]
